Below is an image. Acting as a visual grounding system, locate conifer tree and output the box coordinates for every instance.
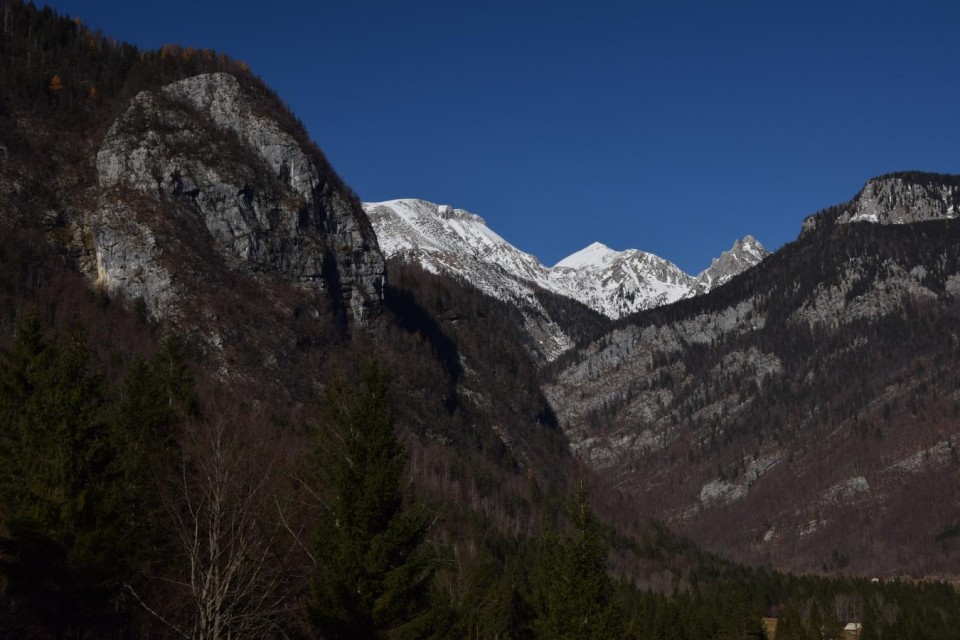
[528,480,623,640]
[308,363,433,639]
[110,353,183,568]
[0,319,128,637]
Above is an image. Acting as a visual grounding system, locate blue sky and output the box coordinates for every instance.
[44,1,960,273]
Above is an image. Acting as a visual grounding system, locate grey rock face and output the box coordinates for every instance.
[92,202,178,318]
[789,259,938,329]
[93,73,383,322]
[545,298,769,469]
[840,175,960,225]
[694,235,769,293]
[803,173,960,234]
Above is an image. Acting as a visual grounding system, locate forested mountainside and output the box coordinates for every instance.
[547,172,960,577]
[0,3,958,639]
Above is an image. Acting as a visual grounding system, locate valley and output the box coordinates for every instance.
[0,3,958,638]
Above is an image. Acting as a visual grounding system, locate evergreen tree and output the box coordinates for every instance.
[528,480,623,640]
[0,319,129,637]
[109,353,183,570]
[308,364,434,639]
[860,595,880,640]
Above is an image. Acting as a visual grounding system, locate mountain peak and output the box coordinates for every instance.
[554,242,618,269]
[368,199,488,226]
[695,235,769,292]
[367,198,768,324]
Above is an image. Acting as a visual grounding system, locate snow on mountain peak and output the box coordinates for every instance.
[364,198,768,331]
[554,242,618,269]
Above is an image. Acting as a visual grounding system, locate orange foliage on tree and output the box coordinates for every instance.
[49,75,64,92]
[160,43,183,59]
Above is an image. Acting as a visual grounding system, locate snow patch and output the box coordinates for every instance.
[365,198,767,321]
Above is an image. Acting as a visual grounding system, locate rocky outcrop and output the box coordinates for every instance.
[93,72,383,321]
[841,174,960,225]
[92,201,178,316]
[803,172,960,234]
[694,235,768,293]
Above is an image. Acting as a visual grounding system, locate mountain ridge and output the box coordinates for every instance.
[365,197,769,324]
[545,171,960,575]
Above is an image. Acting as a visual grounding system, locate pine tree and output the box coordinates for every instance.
[528,480,623,640]
[0,319,128,637]
[308,363,434,639]
[109,353,182,567]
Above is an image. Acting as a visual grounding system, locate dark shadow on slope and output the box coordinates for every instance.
[383,282,463,411]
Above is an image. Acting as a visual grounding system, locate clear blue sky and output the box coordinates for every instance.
[44,1,960,273]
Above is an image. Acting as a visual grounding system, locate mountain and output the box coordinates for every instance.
[365,198,768,333]
[695,235,768,292]
[95,73,384,325]
[4,5,960,638]
[364,198,580,361]
[550,241,697,317]
[545,171,960,576]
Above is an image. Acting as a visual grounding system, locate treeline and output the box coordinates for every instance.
[0,1,360,223]
[0,1,252,126]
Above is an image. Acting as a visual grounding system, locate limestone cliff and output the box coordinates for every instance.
[802,172,960,234]
[92,73,383,322]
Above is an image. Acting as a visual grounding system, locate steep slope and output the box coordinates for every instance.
[550,242,696,317]
[365,198,766,348]
[0,3,597,573]
[546,172,960,576]
[694,235,768,293]
[93,72,384,326]
[365,198,580,361]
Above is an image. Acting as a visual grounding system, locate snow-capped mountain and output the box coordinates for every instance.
[364,199,576,361]
[549,242,696,318]
[364,198,767,331]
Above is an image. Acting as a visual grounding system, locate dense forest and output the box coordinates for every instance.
[0,2,958,639]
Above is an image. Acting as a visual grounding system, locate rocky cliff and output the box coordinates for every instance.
[546,172,960,575]
[694,235,768,293]
[92,72,383,323]
[803,172,960,233]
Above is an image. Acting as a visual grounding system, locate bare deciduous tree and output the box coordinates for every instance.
[129,407,299,640]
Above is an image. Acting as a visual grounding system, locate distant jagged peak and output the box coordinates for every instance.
[696,235,770,293]
[366,197,767,320]
[732,235,767,260]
